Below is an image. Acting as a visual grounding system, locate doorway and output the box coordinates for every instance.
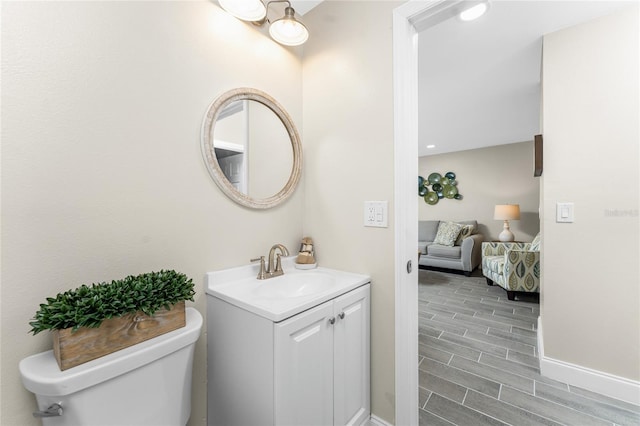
[393,1,633,423]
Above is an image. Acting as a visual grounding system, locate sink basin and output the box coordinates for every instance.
[252,272,338,299]
[205,257,370,322]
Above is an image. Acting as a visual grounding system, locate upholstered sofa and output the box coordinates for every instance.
[481,234,540,300]
[418,220,484,276]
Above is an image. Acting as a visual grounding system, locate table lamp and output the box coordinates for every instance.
[494,204,521,242]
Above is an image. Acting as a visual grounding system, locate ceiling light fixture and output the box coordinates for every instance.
[219,0,266,22]
[269,6,309,46]
[219,0,309,46]
[459,1,490,22]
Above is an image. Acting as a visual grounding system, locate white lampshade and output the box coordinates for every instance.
[219,0,266,22]
[269,7,309,46]
[494,204,521,220]
[495,204,520,242]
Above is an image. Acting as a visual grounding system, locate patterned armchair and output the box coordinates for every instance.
[481,234,540,300]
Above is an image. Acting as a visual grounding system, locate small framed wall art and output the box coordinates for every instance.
[534,134,543,177]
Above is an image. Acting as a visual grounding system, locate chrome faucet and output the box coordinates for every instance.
[251,244,289,280]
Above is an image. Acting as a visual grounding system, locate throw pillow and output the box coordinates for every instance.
[433,221,463,247]
[455,224,475,246]
[530,233,541,251]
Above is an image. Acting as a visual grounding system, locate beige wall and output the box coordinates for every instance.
[541,5,639,381]
[248,101,293,199]
[1,2,304,425]
[302,1,400,423]
[419,142,540,242]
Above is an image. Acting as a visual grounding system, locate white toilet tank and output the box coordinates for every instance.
[20,307,203,426]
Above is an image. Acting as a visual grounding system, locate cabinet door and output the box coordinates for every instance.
[333,284,371,426]
[274,301,334,426]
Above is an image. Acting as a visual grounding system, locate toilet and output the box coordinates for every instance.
[19,307,203,426]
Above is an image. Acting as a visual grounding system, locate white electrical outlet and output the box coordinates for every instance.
[364,201,388,227]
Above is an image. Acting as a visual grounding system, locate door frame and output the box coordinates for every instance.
[392,1,469,424]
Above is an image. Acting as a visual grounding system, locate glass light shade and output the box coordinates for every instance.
[269,7,309,46]
[494,204,521,220]
[219,0,266,21]
[459,2,489,21]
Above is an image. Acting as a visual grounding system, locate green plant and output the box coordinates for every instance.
[29,270,195,335]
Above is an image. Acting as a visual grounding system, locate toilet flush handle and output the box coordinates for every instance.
[33,403,63,418]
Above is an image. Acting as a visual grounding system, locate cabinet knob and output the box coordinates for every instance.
[328,317,335,325]
[338,312,345,320]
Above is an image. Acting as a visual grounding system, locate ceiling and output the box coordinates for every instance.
[290,0,631,157]
[416,1,632,157]
[290,0,323,16]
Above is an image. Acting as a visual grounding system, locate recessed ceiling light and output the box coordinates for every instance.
[459,2,489,22]
[427,145,436,149]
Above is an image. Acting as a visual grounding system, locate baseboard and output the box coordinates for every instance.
[537,316,544,359]
[537,317,640,406]
[369,414,394,426]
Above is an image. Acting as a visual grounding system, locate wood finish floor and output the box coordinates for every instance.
[418,269,640,426]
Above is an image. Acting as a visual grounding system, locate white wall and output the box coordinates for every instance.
[541,3,639,386]
[419,142,540,242]
[302,2,401,423]
[1,2,303,425]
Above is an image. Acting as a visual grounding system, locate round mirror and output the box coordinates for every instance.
[201,88,302,209]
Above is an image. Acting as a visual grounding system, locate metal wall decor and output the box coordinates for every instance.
[418,172,463,205]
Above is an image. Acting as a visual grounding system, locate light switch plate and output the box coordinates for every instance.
[556,202,574,223]
[364,201,388,227]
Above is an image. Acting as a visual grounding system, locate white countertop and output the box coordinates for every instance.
[205,257,370,322]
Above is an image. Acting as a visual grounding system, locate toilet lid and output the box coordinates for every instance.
[19,307,202,396]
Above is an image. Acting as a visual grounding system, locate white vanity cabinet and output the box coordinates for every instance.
[207,282,370,426]
[275,284,370,426]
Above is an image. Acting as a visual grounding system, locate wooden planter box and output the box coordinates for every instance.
[52,301,186,371]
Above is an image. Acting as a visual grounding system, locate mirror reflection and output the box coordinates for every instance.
[201,88,302,209]
[213,100,293,199]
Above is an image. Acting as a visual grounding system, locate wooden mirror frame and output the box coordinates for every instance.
[201,88,302,209]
